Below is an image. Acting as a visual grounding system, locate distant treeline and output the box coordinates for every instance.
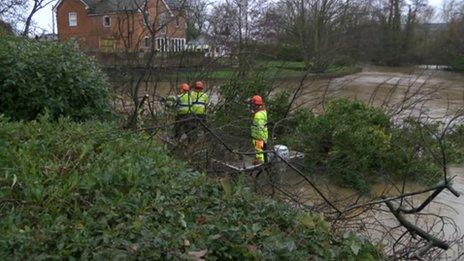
[189,0,464,71]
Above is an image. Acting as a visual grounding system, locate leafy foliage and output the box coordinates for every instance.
[449,55,464,71]
[289,99,444,193]
[0,36,111,121]
[0,117,381,259]
[254,44,304,62]
[447,124,464,163]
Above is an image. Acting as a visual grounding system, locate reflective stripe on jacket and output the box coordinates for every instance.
[191,91,209,115]
[251,110,268,141]
[176,92,191,115]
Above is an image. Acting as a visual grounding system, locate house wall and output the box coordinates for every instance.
[56,0,187,52]
[56,0,95,47]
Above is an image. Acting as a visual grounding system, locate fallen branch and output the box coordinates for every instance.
[384,198,449,251]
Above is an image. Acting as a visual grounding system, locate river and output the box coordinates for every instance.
[278,65,464,119]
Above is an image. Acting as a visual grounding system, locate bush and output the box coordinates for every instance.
[0,117,381,259]
[290,99,443,193]
[447,124,464,164]
[0,36,111,121]
[254,43,303,62]
[449,55,464,71]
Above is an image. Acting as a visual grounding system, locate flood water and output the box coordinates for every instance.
[279,65,464,120]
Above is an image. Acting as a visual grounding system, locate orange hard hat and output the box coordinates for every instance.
[194,81,204,90]
[180,83,190,93]
[251,95,263,106]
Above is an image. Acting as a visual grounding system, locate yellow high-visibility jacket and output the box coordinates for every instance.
[191,90,209,115]
[176,92,191,115]
[251,110,268,141]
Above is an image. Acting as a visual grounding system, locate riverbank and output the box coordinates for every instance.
[103,61,362,84]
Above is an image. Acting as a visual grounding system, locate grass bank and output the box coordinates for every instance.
[104,61,361,83]
[172,61,361,80]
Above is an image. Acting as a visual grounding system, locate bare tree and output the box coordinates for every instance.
[0,0,28,33]
[22,0,56,36]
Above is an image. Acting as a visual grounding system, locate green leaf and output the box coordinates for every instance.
[298,213,315,228]
[351,243,361,256]
[251,223,261,233]
[220,177,232,198]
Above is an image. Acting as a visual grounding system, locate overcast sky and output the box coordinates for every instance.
[32,0,446,35]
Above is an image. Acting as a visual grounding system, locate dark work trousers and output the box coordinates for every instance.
[174,114,193,139]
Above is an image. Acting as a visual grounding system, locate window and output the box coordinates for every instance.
[68,12,77,27]
[142,12,149,27]
[103,16,111,27]
[144,36,151,48]
[175,17,180,28]
[159,13,167,34]
[161,38,166,52]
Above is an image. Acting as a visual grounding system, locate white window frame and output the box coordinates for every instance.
[68,12,77,27]
[158,38,166,52]
[144,36,150,48]
[103,15,111,27]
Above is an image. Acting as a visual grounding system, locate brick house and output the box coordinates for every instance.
[53,0,187,52]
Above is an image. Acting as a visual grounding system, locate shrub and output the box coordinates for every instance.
[0,117,381,259]
[0,36,111,121]
[290,99,443,193]
[446,124,464,164]
[254,43,303,62]
[449,55,464,71]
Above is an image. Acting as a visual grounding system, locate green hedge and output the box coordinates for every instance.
[0,37,111,121]
[0,117,381,259]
